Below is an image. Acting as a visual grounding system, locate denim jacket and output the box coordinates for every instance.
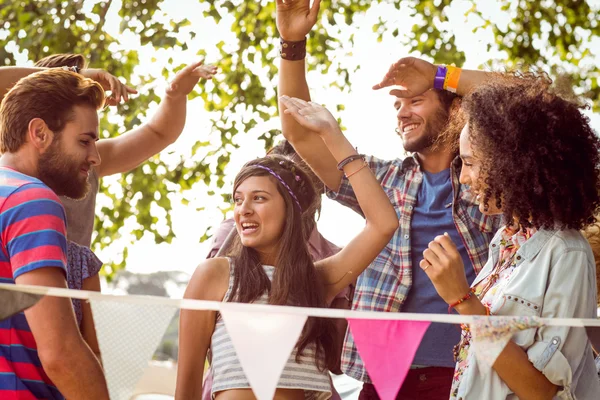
[455,228,600,399]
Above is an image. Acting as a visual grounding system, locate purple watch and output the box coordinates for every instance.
[434,65,447,90]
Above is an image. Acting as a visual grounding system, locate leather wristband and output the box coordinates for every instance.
[280,37,307,61]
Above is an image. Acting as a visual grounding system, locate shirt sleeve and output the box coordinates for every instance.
[1,183,68,279]
[326,155,396,218]
[525,249,598,398]
[206,218,236,259]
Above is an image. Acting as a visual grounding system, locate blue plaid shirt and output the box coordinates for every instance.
[328,154,502,383]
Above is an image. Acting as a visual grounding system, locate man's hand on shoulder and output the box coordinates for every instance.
[276,0,321,41]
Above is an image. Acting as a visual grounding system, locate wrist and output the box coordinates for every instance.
[280,37,307,61]
[433,65,447,90]
[280,34,306,42]
[454,296,487,315]
[320,126,343,140]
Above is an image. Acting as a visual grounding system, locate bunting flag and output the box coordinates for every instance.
[348,319,431,400]
[470,315,543,371]
[0,288,43,320]
[90,298,177,400]
[220,304,308,400]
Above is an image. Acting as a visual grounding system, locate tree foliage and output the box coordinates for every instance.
[1,0,598,278]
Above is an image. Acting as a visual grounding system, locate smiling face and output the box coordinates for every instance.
[394,90,449,153]
[233,175,287,258]
[458,123,502,215]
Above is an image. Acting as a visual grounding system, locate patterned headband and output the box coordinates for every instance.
[252,165,303,212]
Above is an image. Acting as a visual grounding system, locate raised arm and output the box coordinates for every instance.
[17,268,109,400]
[372,56,491,98]
[175,257,229,400]
[276,0,343,191]
[93,61,216,177]
[280,97,398,303]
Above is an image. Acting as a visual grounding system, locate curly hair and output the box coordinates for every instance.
[581,216,600,306]
[462,72,600,230]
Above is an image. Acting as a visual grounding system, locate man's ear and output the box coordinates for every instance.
[27,118,54,151]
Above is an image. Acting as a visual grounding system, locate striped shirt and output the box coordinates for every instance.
[0,167,67,400]
[211,260,332,399]
[328,154,502,383]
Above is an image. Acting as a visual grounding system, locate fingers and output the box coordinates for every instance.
[180,60,204,76]
[193,64,217,79]
[422,248,440,267]
[419,259,433,274]
[434,233,458,253]
[279,95,302,115]
[309,0,321,20]
[389,88,412,98]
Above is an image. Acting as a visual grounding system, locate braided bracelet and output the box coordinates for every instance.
[345,161,368,178]
[447,288,475,313]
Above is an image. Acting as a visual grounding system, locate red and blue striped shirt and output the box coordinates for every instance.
[0,167,67,400]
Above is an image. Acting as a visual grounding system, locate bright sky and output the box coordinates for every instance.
[17,0,600,295]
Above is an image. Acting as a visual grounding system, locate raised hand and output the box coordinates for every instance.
[420,233,471,305]
[276,0,321,41]
[81,68,138,106]
[166,60,217,98]
[372,56,437,98]
[280,95,340,136]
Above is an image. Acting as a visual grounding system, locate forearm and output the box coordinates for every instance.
[279,59,342,190]
[146,93,187,144]
[493,341,558,399]
[455,298,557,399]
[44,341,109,399]
[175,309,209,400]
[279,59,311,138]
[321,129,396,232]
[453,68,492,96]
[0,67,46,100]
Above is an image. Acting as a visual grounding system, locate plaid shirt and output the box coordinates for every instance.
[328,154,502,383]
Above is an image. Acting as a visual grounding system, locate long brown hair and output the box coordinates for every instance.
[227,155,337,370]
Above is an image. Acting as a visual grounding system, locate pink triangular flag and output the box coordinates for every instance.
[220,305,308,400]
[348,319,431,400]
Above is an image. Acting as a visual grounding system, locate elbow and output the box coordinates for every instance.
[382,217,399,237]
[38,347,71,380]
[367,217,398,240]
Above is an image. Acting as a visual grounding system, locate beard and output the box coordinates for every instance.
[38,139,90,200]
[402,107,450,153]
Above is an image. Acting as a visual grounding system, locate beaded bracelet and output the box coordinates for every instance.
[447,288,475,313]
[337,154,364,171]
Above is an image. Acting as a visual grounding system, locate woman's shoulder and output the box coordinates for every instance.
[184,257,231,301]
[547,229,593,254]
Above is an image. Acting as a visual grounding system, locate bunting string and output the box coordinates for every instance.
[1,282,599,326]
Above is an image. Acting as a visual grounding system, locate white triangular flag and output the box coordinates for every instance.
[90,299,177,400]
[220,304,307,400]
[470,315,543,372]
